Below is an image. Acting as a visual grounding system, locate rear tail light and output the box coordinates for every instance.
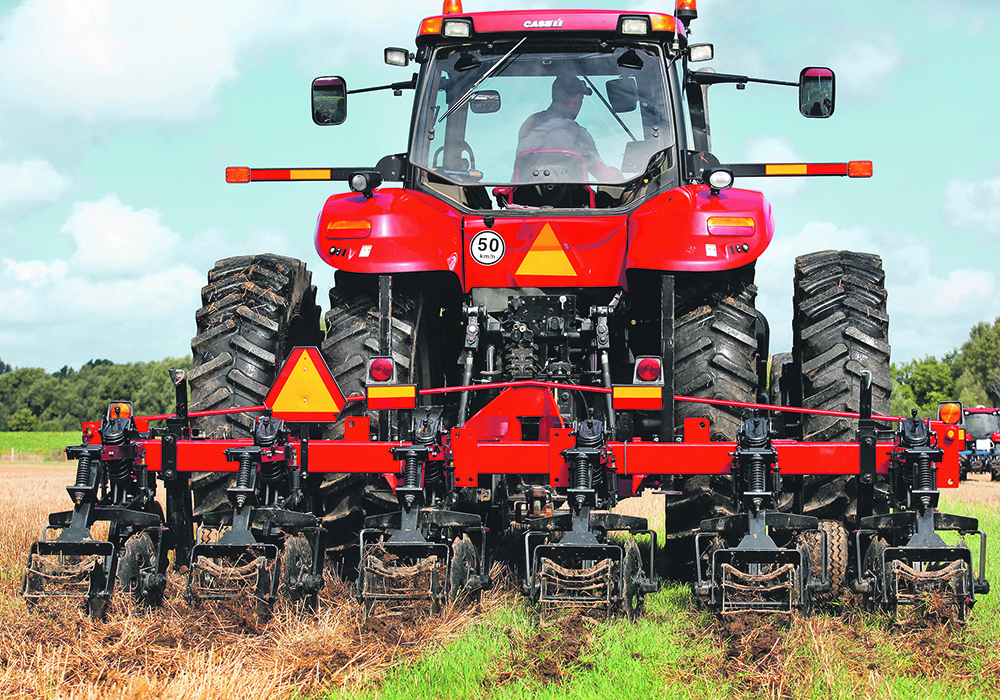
[226,167,250,183]
[369,358,394,382]
[992,431,1000,442]
[635,357,662,383]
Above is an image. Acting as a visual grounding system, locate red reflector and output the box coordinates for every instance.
[369,358,393,382]
[848,161,873,178]
[636,358,661,382]
[226,167,250,183]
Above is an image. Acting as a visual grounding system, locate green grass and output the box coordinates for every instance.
[0,431,78,461]
[325,499,1000,700]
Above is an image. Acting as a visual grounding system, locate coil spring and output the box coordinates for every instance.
[236,453,253,490]
[73,454,92,489]
[915,451,934,508]
[259,456,283,484]
[106,457,132,484]
[424,461,444,489]
[403,452,421,490]
[748,454,767,494]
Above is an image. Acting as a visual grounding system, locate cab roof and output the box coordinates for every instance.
[416,9,687,45]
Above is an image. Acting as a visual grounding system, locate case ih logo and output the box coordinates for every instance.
[523,18,564,28]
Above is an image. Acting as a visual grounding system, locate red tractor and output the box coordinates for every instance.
[959,406,1000,481]
[24,1,988,620]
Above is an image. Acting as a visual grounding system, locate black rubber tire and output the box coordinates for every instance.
[674,287,759,440]
[188,254,322,516]
[804,519,848,602]
[664,286,758,581]
[318,278,431,551]
[792,251,891,527]
[769,352,792,407]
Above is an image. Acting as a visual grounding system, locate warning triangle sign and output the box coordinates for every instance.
[265,347,346,421]
[515,224,577,278]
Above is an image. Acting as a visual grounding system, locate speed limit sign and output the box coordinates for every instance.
[469,230,505,266]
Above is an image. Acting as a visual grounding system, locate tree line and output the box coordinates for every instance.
[0,357,192,431]
[0,316,997,431]
[890,316,1000,418]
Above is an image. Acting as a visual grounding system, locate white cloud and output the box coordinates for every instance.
[0,0,263,121]
[756,220,1000,363]
[0,0,443,123]
[0,159,71,210]
[943,177,1000,233]
[829,38,903,101]
[62,194,181,274]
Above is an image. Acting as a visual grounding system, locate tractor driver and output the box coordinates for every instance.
[516,75,624,182]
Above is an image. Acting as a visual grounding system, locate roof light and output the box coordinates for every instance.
[938,402,962,425]
[384,47,410,67]
[369,358,394,383]
[675,0,697,23]
[443,19,472,37]
[848,161,873,178]
[620,17,649,35]
[636,357,661,383]
[707,217,755,236]
[649,14,678,32]
[442,0,463,13]
[419,17,443,35]
[226,166,250,183]
[689,43,714,62]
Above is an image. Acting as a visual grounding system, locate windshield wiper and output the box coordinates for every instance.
[439,37,526,123]
[581,75,637,142]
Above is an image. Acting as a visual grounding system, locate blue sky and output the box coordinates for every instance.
[0,0,998,372]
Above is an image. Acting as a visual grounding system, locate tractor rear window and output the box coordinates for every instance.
[966,413,1000,438]
[411,41,675,205]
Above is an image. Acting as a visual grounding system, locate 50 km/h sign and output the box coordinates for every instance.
[470,230,505,266]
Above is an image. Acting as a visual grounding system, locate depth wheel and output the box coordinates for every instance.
[792,251,891,527]
[187,254,321,517]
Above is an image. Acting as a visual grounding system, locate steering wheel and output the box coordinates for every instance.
[432,140,476,171]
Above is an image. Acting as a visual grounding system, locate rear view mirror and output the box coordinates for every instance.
[606,77,638,113]
[312,76,347,125]
[799,67,835,118]
[469,90,501,114]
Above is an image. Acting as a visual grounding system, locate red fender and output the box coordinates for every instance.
[626,185,774,273]
[314,188,464,279]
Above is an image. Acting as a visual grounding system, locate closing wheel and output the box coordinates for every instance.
[792,251,891,527]
[622,538,645,621]
[801,519,848,602]
[449,535,480,604]
[187,254,321,517]
[862,536,889,611]
[281,535,321,610]
[117,532,164,610]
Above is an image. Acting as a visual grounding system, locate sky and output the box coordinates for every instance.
[0,0,998,373]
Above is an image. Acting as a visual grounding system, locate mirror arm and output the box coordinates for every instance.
[688,71,797,88]
[348,74,418,96]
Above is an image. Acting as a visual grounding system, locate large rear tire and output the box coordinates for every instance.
[318,275,435,552]
[665,285,758,580]
[792,250,891,526]
[187,254,322,516]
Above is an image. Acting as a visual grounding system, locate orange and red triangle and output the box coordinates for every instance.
[265,347,346,420]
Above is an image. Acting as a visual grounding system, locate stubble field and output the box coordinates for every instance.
[1,457,999,699]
